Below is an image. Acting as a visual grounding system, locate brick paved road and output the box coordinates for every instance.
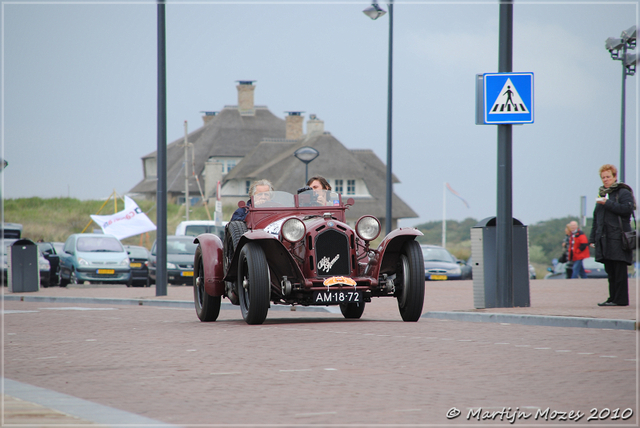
[3,296,637,426]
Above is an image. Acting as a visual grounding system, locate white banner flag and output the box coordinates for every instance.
[90,196,157,240]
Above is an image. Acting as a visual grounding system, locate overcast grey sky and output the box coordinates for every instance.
[2,0,638,228]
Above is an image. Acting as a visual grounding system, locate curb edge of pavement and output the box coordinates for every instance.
[4,294,635,329]
[1,294,340,313]
[2,378,181,427]
[422,311,638,330]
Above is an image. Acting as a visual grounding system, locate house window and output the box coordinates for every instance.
[347,180,356,195]
[245,180,251,195]
[225,160,237,174]
[334,179,343,194]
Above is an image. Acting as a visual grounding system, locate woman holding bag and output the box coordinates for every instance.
[589,164,635,306]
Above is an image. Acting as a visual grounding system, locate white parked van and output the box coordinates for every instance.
[175,220,227,240]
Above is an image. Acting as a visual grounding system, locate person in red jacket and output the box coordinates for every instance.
[568,221,590,278]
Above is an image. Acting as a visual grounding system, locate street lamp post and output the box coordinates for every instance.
[606,25,637,183]
[294,146,320,184]
[363,1,393,235]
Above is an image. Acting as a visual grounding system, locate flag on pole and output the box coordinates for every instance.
[445,183,470,208]
[91,196,157,240]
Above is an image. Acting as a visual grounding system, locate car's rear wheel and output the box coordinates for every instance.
[339,301,366,319]
[396,240,425,322]
[193,244,221,322]
[224,221,248,305]
[237,242,270,325]
[59,269,69,287]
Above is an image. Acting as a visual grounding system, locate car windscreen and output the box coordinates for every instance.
[167,239,198,255]
[251,191,295,208]
[77,236,124,252]
[127,247,148,258]
[184,225,208,236]
[422,247,455,263]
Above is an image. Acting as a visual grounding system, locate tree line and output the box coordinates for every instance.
[414,216,589,266]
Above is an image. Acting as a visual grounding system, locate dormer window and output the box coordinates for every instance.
[207,157,242,175]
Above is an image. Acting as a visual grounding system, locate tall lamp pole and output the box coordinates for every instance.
[606,25,637,183]
[363,1,393,235]
[156,0,167,296]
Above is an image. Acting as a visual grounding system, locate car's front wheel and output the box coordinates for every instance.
[396,240,425,322]
[339,301,366,319]
[193,244,221,322]
[237,242,270,325]
[70,270,82,285]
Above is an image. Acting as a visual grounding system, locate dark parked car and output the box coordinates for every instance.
[193,188,425,325]
[37,242,60,287]
[545,257,607,279]
[421,245,464,280]
[148,236,198,286]
[124,245,150,287]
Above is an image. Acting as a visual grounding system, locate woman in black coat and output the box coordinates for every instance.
[589,164,635,306]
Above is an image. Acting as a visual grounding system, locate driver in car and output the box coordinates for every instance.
[230,179,274,221]
[306,176,332,206]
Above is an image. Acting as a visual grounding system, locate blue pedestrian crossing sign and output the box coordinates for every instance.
[476,72,534,125]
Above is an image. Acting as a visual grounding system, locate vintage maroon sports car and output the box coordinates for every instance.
[192,188,425,325]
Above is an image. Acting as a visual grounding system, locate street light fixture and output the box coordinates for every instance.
[363,3,386,20]
[294,146,320,184]
[363,1,394,235]
[606,25,636,183]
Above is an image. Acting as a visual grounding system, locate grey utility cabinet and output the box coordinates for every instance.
[471,217,530,308]
[8,239,40,292]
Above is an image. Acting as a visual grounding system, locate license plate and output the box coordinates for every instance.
[181,271,194,277]
[97,269,115,275]
[430,274,447,280]
[130,263,142,268]
[312,290,362,304]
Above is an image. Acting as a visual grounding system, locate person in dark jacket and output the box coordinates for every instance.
[589,164,635,306]
[230,179,274,222]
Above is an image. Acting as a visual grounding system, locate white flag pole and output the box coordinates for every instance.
[442,182,446,248]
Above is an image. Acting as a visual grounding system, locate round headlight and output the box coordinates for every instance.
[356,216,381,241]
[282,218,306,243]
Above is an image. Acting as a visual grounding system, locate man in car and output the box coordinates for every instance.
[230,179,274,221]
[306,176,332,206]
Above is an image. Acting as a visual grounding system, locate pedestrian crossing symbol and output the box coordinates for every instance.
[490,78,529,114]
[478,72,534,124]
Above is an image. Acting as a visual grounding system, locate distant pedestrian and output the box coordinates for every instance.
[560,224,573,278]
[589,164,635,306]
[568,221,589,278]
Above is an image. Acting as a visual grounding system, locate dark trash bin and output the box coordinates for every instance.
[9,239,39,292]
[471,217,530,308]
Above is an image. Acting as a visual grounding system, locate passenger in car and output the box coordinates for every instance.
[230,179,274,221]
[306,176,332,206]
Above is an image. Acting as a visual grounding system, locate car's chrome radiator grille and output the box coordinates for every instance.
[315,229,350,276]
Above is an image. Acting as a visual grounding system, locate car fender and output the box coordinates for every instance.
[225,230,305,285]
[368,228,423,278]
[193,233,224,297]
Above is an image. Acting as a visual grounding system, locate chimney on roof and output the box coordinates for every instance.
[236,81,256,115]
[306,114,324,137]
[201,111,218,125]
[285,111,304,140]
